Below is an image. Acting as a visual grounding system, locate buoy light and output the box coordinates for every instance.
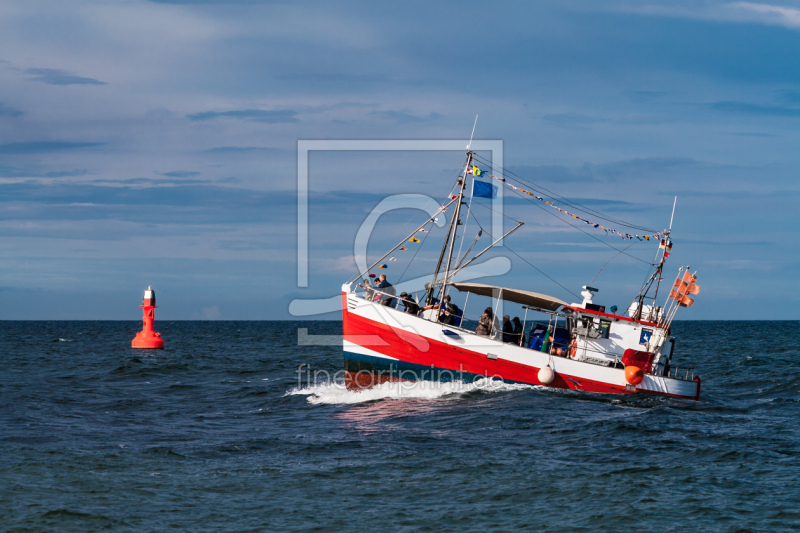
[132,286,164,349]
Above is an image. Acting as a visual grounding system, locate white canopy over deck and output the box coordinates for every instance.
[447,282,567,312]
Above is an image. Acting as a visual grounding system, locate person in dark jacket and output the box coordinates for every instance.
[437,295,458,325]
[512,317,524,345]
[375,274,396,307]
[502,315,514,343]
[399,292,419,315]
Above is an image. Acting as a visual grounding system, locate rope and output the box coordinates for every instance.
[472,153,659,234]
[467,210,582,300]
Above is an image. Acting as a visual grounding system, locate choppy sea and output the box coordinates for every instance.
[2,320,799,532]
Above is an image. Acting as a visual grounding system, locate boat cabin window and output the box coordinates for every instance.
[569,314,611,339]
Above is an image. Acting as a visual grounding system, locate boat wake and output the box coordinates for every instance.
[287,378,537,405]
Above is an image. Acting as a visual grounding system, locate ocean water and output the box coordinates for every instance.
[2,320,799,532]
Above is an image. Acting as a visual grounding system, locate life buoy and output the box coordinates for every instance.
[568,339,577,358]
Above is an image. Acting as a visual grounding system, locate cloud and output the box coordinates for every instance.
[163,171,200,178]
[541,112,609,129]
[0,103,23,117]
[727,2,800,29]
[148,0,260,3]
[187,109,298,123]
[198,305,221,320]
[625,2,800,31]
[706,100,800,116]
[368,110,442,123]
[26,68,106,85]
[0,165,88,178]
[114,177,210,185]
[507,157,700,184]
[0,142,104,155]
[204,146,286,154]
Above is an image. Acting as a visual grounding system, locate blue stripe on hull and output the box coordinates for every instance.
[343,350,509,384]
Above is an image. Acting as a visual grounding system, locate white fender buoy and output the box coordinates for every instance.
[538,366,555,385]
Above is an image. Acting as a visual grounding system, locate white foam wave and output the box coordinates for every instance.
[286,378,537,405]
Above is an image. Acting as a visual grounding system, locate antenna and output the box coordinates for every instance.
[669,196,677,231]
[467,114,478,150]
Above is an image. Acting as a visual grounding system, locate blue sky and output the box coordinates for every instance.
[0,0,798,319]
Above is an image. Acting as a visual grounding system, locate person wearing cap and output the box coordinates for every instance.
[400,292,419,315]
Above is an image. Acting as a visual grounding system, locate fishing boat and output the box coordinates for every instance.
[340,148,702,400]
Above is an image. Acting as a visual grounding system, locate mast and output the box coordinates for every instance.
[425,152,472,305]
[651,197,677,313]
[633,197,676,321]
[438,151,472,305]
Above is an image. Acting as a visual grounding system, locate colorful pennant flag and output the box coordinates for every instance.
[480,172,663,242]
[409,237,420,243]
[399,246,407,251]
[378,264,388,269]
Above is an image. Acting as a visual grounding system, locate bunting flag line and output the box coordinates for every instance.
[478,171,664,242]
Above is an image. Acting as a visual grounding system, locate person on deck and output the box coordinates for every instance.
[358,279,374,300]
[502,315,514,343]
[399,292,419,315]
[476,307,494,336]
[438,295,458,325]
[376,274,396,307]
[512,317,524,346]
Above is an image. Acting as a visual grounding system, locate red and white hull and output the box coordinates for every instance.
[342,291,701,400]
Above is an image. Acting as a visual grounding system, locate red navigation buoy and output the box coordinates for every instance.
[132,286,164,349]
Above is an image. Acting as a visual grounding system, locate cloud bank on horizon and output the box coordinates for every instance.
[0,0,798,319]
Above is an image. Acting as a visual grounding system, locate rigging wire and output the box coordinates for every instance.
[471,153,659,233]
[467,210,582,300]
[396,223,434,284]
[476,186,655,266]
[589,244,634,287]
[453,189,475,268]
[376,173,460,286]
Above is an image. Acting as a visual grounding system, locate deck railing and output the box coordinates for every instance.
[350,288,696,381]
